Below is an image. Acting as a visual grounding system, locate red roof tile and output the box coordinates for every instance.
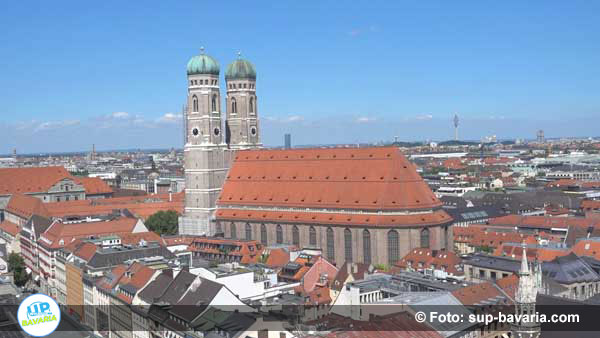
[217,208,451,228]
[452,282,509,306]
[265,248,291,268]
[5,194,49,219]
[495,274,519,300]
[39,217,141,249]
[44,196,182,220]
[0,166,73,195]
[218,147,443,211]
[396,248,462,275]
[0,220,20,236]
[73,177,113,195]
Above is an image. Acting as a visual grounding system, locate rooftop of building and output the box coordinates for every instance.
[216,148,448,227]
[0,166,73,195]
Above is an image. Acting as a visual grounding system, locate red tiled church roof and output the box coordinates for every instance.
[218,147,442,211]
[216,208,451,228]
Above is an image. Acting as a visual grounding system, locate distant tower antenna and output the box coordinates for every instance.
[453,114,459,141]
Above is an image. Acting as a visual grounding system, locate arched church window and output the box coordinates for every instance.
[260,224,267,244]
[245,223,252,240]
[326,227,335,260]
[309,226,317,246]
[363,229,371,265]
[230,222,237,239]
[249,97,254,113]
[192,95,198,112]
[231,98,237,114]
[421,228,430,249]
[443,226,448,250]
[212,95,217,112]
[344,228,352,263]
[292,226,300,246]
[276,224,283,244]
[388,230,399,266]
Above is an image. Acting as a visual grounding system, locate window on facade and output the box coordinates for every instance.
[292,226,300,246]
[230,222,237,239]
[245,223,252,240]
[212,95,217,112]
[231,98,237,114]
[363,229,372,265]
[216,222,222,234]
[344,228,352,263]
[276,224,283,244]
[443,226,448,249]
[326,227,335,260]
[249,97,254,113]
[260,224,267,244]
[309,226,317,246]
[388,230,399,266]
[192,95,198,112]
[421,228,430,248]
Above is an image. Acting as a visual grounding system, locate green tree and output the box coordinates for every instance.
[7,253,29,287]
[145,210,179,235]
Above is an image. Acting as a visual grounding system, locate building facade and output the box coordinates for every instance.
[214,147,454,267]
[179,50,261,236]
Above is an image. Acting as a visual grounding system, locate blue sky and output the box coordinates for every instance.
[1,1,599,153]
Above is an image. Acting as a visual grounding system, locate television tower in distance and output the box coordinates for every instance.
[453,114,459,141]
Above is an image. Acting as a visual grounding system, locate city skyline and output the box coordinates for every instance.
[1,1,600,153]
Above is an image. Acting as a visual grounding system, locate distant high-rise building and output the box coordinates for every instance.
[536,129,545,143]
[12,148,16,159]
[284,133,291,149]
[453,114,459,141]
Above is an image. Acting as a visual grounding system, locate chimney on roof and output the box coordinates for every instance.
[352,263,358,274]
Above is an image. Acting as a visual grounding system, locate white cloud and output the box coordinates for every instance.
[158,113,182,123]
[415,114,433,120]
[111,112,130,119]
[355,116,377,123]
[33,120,80,133]
[263,114,305,123]
[285,115,304,122]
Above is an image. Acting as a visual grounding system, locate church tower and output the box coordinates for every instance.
[179,49,233,236]
[511,246,542,338]
[225,53,261,149]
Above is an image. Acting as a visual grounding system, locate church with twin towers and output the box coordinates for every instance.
[179,48,261,236]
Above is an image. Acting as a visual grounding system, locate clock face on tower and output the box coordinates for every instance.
[214,127,220,136]
[192,128,199,137]
[250,126,257,136]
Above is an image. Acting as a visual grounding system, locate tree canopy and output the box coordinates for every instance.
[145,210,179,235]
[7,252,29,287]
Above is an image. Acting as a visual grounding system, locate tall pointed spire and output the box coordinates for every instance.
[520,245,530,275]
